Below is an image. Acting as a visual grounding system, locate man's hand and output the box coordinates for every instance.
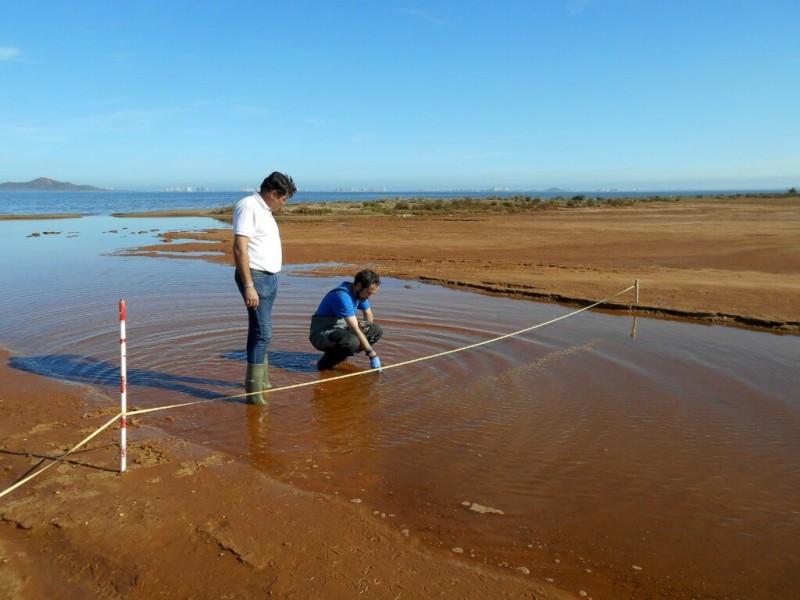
[369,355,382,372]
[244,286,259,308]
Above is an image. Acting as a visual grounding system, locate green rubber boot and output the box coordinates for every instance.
[245,363,268,406]
[262,355,274,391]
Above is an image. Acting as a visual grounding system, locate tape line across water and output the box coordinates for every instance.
[1,284,635,499]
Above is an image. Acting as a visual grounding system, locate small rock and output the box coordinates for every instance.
[467,503,504,515]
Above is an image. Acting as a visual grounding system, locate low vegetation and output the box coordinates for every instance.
[109,190,795,223]
[209,193,683,220]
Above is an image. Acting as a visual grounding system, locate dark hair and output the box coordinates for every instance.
[260,171,297,198]
[354,268,380,288]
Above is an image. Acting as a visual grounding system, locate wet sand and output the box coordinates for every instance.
[0,348,575,599]
[2,195,799,599]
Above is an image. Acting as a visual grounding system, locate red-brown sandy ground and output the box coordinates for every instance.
[2,195,798,599]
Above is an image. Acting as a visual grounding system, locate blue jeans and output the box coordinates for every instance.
[235,270,278,364]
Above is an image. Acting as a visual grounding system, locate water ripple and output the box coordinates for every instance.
[2,216,799,598]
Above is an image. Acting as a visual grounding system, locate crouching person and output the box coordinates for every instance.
[310,269,383,371]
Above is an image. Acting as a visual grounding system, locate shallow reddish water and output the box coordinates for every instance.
[2,217,799,599]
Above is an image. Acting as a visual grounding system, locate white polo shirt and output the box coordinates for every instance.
[232,193,282,273]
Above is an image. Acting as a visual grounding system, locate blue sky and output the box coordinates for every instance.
[2,1,798,192]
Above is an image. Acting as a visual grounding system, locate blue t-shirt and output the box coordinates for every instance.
[314,282,370,318]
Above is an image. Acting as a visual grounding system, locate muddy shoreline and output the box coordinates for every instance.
[3,194,799,599]
[122,195,800,333]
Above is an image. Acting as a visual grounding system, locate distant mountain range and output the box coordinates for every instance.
[0,177,108,191]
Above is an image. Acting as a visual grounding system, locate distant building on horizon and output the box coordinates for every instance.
[162,186,210,192]
[333,187,389,193]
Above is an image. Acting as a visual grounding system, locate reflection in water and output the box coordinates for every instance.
[1,217,799,599]
[310,367,382,453]
[246,405,271,466]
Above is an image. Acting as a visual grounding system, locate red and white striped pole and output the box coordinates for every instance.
[119,299,128,473]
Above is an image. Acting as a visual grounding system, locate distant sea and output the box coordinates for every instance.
[0,188,780,217]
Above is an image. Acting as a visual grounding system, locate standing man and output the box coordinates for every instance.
[233,171,297,405]
[309,269,384,371]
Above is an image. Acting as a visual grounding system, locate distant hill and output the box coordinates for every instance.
[0,177,108,191]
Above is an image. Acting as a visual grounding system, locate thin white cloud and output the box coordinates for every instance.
[0,46,22,61]
[0,108,172,144]
[568,0,593,15]
[73,108,171,128]
[0,123,70,144]
[397,9,447,25]
[233,105,271,115]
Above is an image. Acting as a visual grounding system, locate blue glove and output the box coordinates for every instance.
[369,355,382,371]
